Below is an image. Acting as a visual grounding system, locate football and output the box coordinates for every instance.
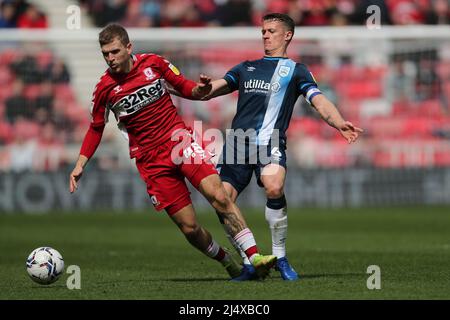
[26,247,64,285]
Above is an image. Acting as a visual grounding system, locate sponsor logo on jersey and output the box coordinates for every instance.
[143,67,155,81]
[244,79,282,94]
[278,66,291,77]
[169,63,180,75]
[110,79,166,117]
[244,79,271,90]
[246,66,256,72]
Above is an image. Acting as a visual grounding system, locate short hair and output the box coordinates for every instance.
[262,13,295,36]
[99,23,130,46]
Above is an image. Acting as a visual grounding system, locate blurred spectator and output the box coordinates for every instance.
[425,0,450,24]
[32,81,54,124]
[10,0,29,23]
[16,3,47,28]
[385,59,416,103]
[34,120,67,171]
[44,58,71,84]
[5,79,31,123]
[300,0,333,26]
[215,0,253,26]
[9,54,43,83]
[0,1,15,28]
[81,0,127,27]
[160,0,206,27]
[416,59,440,100]
[6,119,39,172]
[386,0,425,25]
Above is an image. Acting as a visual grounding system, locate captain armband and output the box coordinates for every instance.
[305,87,322,105]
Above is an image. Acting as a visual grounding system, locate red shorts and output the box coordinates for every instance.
[135,128,218,215]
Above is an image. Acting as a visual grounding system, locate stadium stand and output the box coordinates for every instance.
[79,0,449,28]
[0,0,449,171]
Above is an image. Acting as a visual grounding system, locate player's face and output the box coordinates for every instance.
[101,37,132,74]
[261,20,292,56]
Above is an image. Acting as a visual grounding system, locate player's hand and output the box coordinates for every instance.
[69,165,83,193]
[337,121,364,144]
[192,74,212,98]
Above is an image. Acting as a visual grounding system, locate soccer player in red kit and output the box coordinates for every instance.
[69,23,277,279]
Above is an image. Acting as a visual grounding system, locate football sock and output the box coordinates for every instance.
[221,224,251,265]
[205,239,230,266]
[266,195,288,259]
[233,228,259,263]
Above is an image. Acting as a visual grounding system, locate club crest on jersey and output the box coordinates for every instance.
[278,66,291,77]
[143,67,155,81]
[271,82,281,93]
[113,85,122,94]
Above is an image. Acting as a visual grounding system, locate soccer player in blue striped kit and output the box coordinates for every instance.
[203,13,364,281]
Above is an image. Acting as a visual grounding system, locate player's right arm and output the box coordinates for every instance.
[201,79,232,100]
[69,82,107,193]
[69,123,105,193]
[202,63,241,100]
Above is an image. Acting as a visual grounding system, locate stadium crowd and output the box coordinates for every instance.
[78,0,449,28]
[0,0,449,171]
[0,0,47,28]
[0,47,89,172]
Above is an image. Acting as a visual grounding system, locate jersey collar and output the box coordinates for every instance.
[263,56,289,60]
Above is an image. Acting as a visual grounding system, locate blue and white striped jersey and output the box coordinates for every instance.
[223,56,321,146]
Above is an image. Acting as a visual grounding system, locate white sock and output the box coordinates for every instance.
[222,225,251,265]
[265,206,288,259]
[205,239,230,266]
[233,228,259,263]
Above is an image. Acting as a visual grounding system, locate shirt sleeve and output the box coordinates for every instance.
[223,62,242,92]
[79,82,107,158]
[155,55,196,98]
[297,64,322,104]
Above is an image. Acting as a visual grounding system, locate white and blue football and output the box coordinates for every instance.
[26,247,64,285]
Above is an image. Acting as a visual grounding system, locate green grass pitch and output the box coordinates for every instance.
[0,206,449,300]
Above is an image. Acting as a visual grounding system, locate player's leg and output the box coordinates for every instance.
[178,131,276,278]
[218,163,253,267]
[167,202,241,278]
[135,143,239,278]
[196,173,277,278]
[259,163,299,281]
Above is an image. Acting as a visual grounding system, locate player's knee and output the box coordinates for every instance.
[211,189,232,211]
[265,184,284,199]
[180,223,201,239]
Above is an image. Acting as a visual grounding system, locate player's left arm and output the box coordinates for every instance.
[166,74,212,100]
[311,94,364,144]
[157,56,212,99]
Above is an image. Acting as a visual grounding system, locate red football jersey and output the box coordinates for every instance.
[89,53,196,158]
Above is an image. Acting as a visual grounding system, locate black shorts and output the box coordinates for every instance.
[217,143,287,195]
